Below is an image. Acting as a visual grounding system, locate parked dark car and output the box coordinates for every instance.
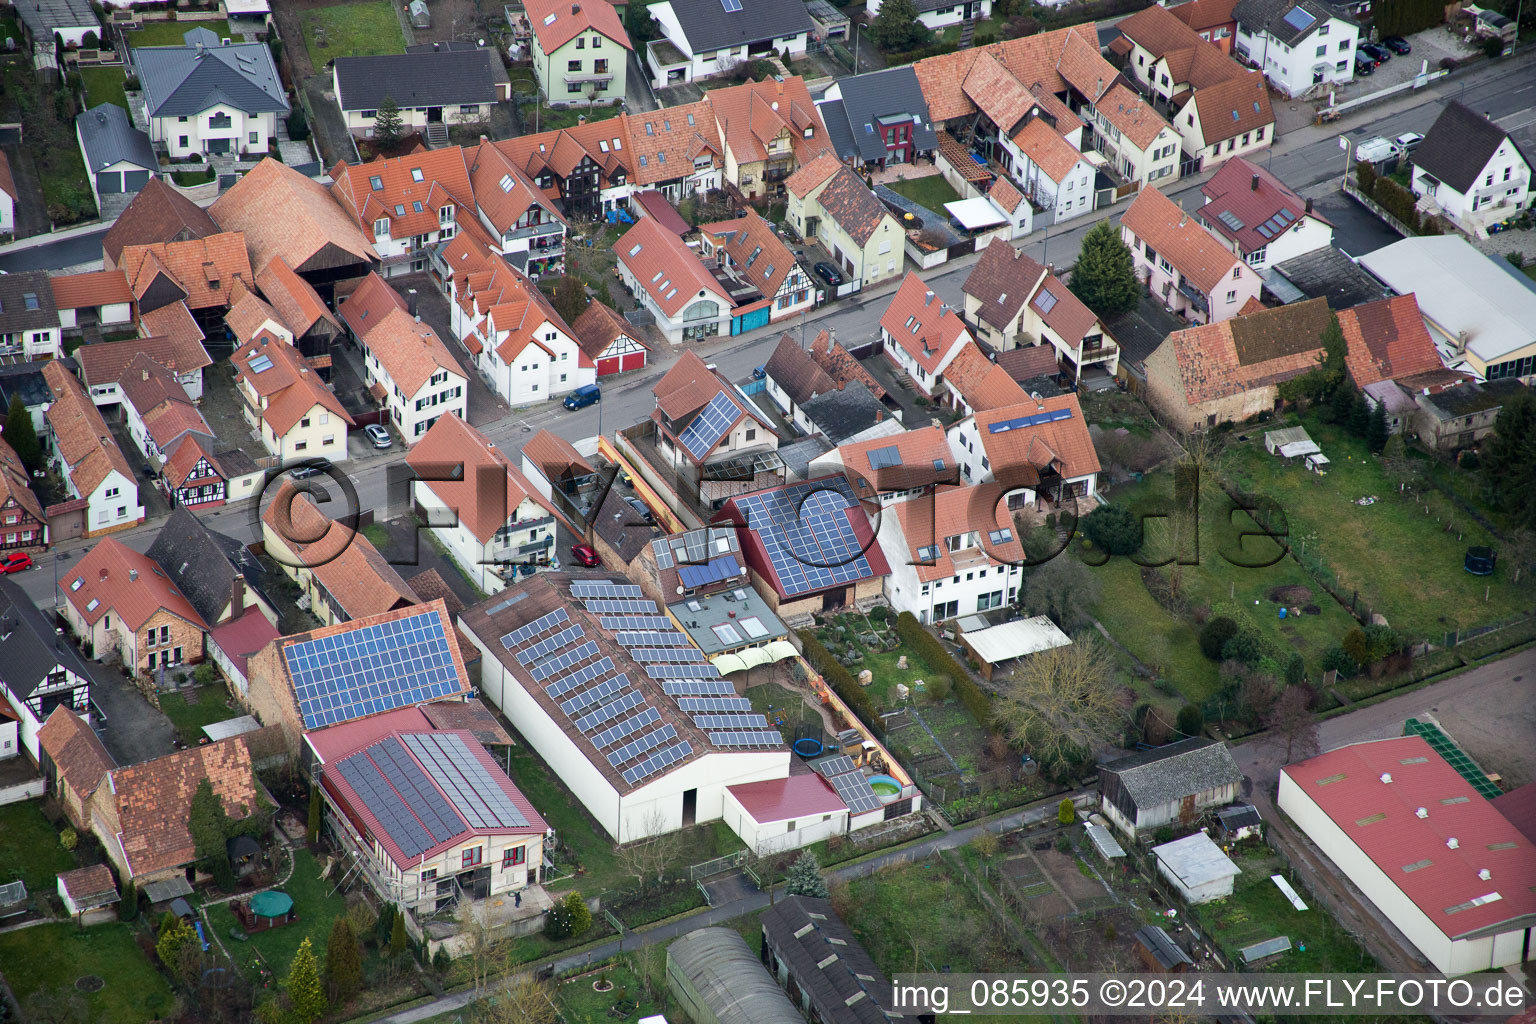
[1382,35,1411,54]
[1353,52,1376,74]
[624,496,655,523]
[1360,41,1391,63]
[288,458,333,480]
[814,262,844,287]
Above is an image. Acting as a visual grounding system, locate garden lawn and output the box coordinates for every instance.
[158,685,242,746]
[559,960,663,1023]
[812,610,927,707]
[204,849,349,978]
[301,1,405,63]
[885,173,961,213]
[80,65,129,110]
[1087,553,1220,703]
[1196,849,1378,972]
[0,800,76,894]
[1224,417,1526,637]
[517,96,621,133]
[501,744,622,889]
[126,21,241,47]
[0,921,174,1024]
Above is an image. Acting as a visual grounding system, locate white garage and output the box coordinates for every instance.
[75,103,159,213]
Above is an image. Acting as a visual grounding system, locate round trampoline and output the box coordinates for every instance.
[792,737,825,758]
[867,774,902,803]
[250,891,293,921]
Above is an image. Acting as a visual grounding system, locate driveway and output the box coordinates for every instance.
[388,272,508,426]
[86,659,179,767]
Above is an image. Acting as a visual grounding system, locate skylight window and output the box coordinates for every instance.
[645,123,654,135]
[917,545,940,561]
[370,175,383,190]
[639,155,648,166]
[1034,289,1058,314]
[988,528,1013,544]
[543,11,557,23]
[411,167,424,181]
[499,174,514,192]
[86,599,99,612]
[249,354,274,373]
[23,292,39,311]
[599,140,609,152]
[394,204,406,216]
[630,243,643,256]
[71,577,82,591]
[412,200,424,213]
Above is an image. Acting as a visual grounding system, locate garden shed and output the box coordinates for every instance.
[955,614,1072,681]
[1264,426,1320,460]
[1152,832,1241,904]
[57,864,119,918]
[667,927,802,1024]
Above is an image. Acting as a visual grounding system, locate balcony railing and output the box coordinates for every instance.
[506,221,565,243]
[1175,278,1209,314]
[563,72,615,85]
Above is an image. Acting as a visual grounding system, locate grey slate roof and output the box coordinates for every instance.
[801,381,888,445]
[669,927,802,1024]
[1136,925,1194,970]
[332,49,497,111]
[146,506,271,628]
[0,359,69,413]
[1270,246,1388,310]
[1099,737,1242,811]
[76,103,157,174]
[0,577,93,697]
[134,34,288,118]
[665,0,814,54]
[760,896,897,1024]
[817,66,936,165]
[0,271,60,334]
[15,0,96,40]
[1232,0,1352,45]
[1412,100,1524,195]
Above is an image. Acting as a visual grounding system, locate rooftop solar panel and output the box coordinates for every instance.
[620,741,692,785]
[401,732,529,830]
[866,445,902,470]
[601,616,676,632]
[571,580,645,599]
[732,481,879,597]
[370,736,470,850]
[662,679,737,696]
[516,624,585,664]
[812,754,858,778]
[690,712,770,730]
[615,630,692,648]
[499,607,569,650]
[707,730,783,748]
[545,657,616,699]
[647,663,722,680]
[608,724,679,766]
[651,538,675,569]
[583,598,659,615]
[530,640,600,680]
[1281,6,1315,31]
[335,752,438,859]
[827,769,883,813]
[633,648,706,663]
[560,675,631,716]
[591,707,662,749]
[285,610,462,730]
[676,392,742,460]
[677,555,743,589]
[987,407,1072,434]
[676,696,754,713]
[574,689,646,733]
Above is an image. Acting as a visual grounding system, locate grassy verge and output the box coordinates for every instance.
[301,2,405,63]
[79,65,129,110]
[0,801,75,894]
[126,21,241,47]
[885,173,961,212]
[158,684,241,746]
[0,921,174,1023]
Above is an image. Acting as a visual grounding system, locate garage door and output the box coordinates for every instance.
[122,170,151,191]
[733,306,771,335]
[596,356,621,376]
[97,171,123,194]
[619,351,645,372]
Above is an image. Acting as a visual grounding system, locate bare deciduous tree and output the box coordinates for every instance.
[1265,686,1320,763]
[994,637,1125,766]
[456,898,506,996]
[471,974,558,1024]
[1504,527,1536,584]
[618,807,681,885]
[1021,555,1101,632]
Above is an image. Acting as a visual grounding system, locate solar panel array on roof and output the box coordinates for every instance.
[733,481,878,597]
[516,624,585,664]
[866,445,901,470]
[812,754,858,778]
[633,647,706,663]
[583,598,659,614]
[647,662,723,680]
[545,657,616,699]
[530,641,600,680]
[592,706,662,748]
[500,607,568,650]
[575,689,647,732]
[1217,210,1245,231]
[1254,207,1297,240]
[663,679,737,696]
[561,674,631,715]
[691,712,771,730]
[988,407,1072,434]
[401,733,529,829]
[615,630,693,647]
[572,581,645,599]
[621,741,693,785]
[677,555,742,589]
[677,392,742,460]
[826,767,884,813]
[677,696,754,712]
[601,615,675,631]
[651,538,675,569]
[1281,6,1316,31]
[336,754,436,859]
[608,724,679,766]
[708,730,784,747]
[285,610,462,729]
[337,737,470,859]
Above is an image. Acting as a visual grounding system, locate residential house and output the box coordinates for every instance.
[697,210,815,327]
[250,260,341,360]
[50,270,135,336]
[35,709,113,832]
[763,332,839,432]
[573,299,649,376]
[210,158,380,296]
[0,579,92,760]
[331,148,473,279]
[1121,185,1262,323]
[1358,236,1536,383]
[243,602,471,752]
[816,66,937,171]
[617,215,735,342]
[962,237,1119,379]
[333,47,502,138]
[0,436,46,552]
[147,506,279,631]
[866,0,991,28]
[1168,0,1241,51]
[785,155,904,290]
[451,251,593,403]
[1414,379,1527,451]
[1232,0,1359,97]
[1010,116,1098,224]
[1098,736,1243,836]
[0,153,11,237]
[880,271,972,397]
[652,351,778,489]
[408,413,559,592]
[1197,156,1332,270]
[645,0,813,88]
[117,353,237,509]
[880,480,1027,623]
[75,333,212,409]
[60,536,207,675]
[232,330,355,463]
[133,28,288,159]
[1268,245,1389,309]
[102,177,220,270]
[309,710,547,913]
[42,362,144,537]
[486,123,624,226]
[807,328,890,401]
[626,101,725,201]
[760,897,907,1024]
[524,0,631,106]
[938,341,1030,417]
[75,103,158,214]
[706,77,831,201]
[1142,297,1333,430]
[1410,101,1532,237]
[338,273,467,441]
[946,392,1101,508]
[808,425,959,508]
[1336,294,1469,431]
[260,478,420,628]
[118,231,253,330]
[1092,83,1183,187]
[456,142,568,277]
[0,271,63,360]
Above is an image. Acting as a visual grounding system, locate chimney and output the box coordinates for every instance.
[434,41,440,50]
[231,576,246,618]
[1478,868,1491,880]
[407,289,419,318]
[572,1,580,10]
[924,289,934,305]
[1251,173,1259,191]
[1304,197,1313,214]
[142,369,149,381]
[99,568,109,582]
[129,568,138,582]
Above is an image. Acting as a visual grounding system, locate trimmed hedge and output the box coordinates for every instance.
[894,612,993,729]
[798,630,883,738]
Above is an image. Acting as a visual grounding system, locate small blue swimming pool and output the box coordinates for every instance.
[867,773,902,802]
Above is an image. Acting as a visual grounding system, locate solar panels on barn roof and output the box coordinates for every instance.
[677,391,743,460]
[284,610,464,730]
[731,479,879,597]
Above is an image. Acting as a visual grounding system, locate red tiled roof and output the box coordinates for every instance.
[256,256,341,337]
[812,166,893,246]
[988,176,1026,214]
[61,537,206,632]
[102,178,219,265]
[520,428,595,480]
[110,739,256,877]
[571,298,646,362]
[1168,0,1239,32]
[330,147,474,243]
[913,25,1117,124]
[525,0,631,54]
[138,301,208,351]
[42,362,137,505]
[209,608,281,679]
[880,272,971,375]
[895,482,1025,583]
[359,306,463,398]
[76,333,212,388]
[406,413,555,544]
[784,151,841,198]
[1280,737,1536,942]
[1337,294,1446,389]
[1198,156,1322,255]
[0,434,43,525]
[50,270,133,309]
[698,209,800,304]
[942,342,1028,411]
[337,270,408,339]
[1097,82,1174,150]
[1012,116,1086,184]
[1161,297,1332,405]
[57,863,117,904]
[210,158,378,273]
[119,232,253,311]
[964,237,1047,331]
[1189,70,1273,145]
[628,101,721,186]
[232,331,354,436]
[832,424,955,498]
[707,77,830,168]
[808,330,887,403]
[996,344,1062,383]
[1121,186,1244,294]
[38,707,115,803]
[634,190,691,235]
[617,215,729,318]
[728,773,846,822]
[974,392,1100,483]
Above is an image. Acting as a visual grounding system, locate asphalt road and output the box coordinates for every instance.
[0,226,110,272]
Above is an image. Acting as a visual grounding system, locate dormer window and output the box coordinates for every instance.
[374,218,390,236]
